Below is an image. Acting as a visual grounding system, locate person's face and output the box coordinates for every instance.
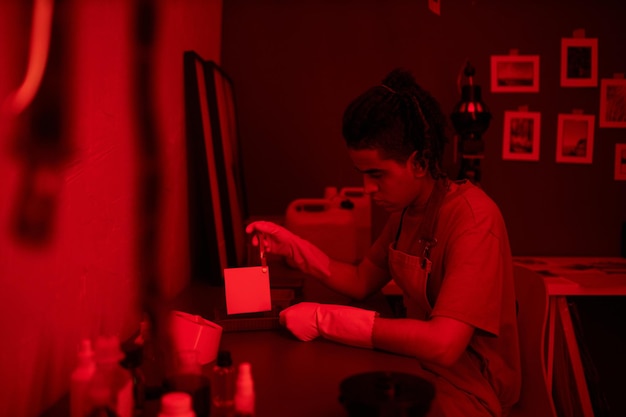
[348,148,426,212]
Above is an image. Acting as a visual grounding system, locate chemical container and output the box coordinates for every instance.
[336,187,372,246]
[285,188,371,264]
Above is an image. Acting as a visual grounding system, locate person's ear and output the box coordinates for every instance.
[408,151,428,177]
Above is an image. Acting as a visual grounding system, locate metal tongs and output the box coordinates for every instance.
[259,235,268,273]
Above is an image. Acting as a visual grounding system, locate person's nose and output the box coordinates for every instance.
[363,176,378,194]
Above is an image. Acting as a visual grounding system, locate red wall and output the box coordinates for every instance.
[0,1,222,416]
[222,0,626,257]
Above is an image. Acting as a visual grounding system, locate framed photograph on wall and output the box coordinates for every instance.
[556,113,595,163]
[560,37,598,87]
[502,110,541,161]
[183,51,230,285]
[600,78,626,127]
[491,55,540,93]
[616,143,626,180]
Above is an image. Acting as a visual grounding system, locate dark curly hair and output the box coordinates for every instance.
[342,68,449,179]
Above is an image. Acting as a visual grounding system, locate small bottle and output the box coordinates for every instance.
[85,336,134,417]
[70,339,96,417]
[233,362,255,417]
[136,319,165,401]
[212,351,236,411]
[120,332,146,416]
[158,392,196,417]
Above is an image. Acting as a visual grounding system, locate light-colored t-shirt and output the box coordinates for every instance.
[367,180,521,416]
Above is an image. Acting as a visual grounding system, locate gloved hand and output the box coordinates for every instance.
[279,302,377,349]
[245,221,331,278]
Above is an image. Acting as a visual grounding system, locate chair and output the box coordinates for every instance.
[509,265,557,417]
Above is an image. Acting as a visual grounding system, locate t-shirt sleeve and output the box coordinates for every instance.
[431,200,507,336]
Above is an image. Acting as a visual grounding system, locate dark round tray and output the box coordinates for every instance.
[339,371,435,417]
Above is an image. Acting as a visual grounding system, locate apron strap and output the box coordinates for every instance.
[394,178,450,259]
[393,207,409,247]
[417,178,450,259]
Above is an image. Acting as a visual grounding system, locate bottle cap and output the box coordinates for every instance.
[239,362,251,373]
[235,362,255,415]
[216,350,232,367]
[160,392,195,417]
[236,362,254,394]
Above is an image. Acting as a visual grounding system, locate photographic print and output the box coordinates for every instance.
[600,78,626,127]
[560,37,598,87]
[503,110,541,161]
[556,113,595,163]
[616,143,626,180]
[491,55,540,93]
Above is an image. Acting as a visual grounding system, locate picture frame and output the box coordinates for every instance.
[502,110,541,161]
[556,113,595,164]
[560,37,598,87]
[205,61,249,269]
[491,55,540,93]
[599,78,626,128]
[615,143,626,180]
[183,51,230,284]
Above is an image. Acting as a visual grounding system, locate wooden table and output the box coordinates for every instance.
[512,256,626,417]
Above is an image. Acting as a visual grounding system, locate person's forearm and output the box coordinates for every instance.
[314,259,382,301]
[372,316,474,367]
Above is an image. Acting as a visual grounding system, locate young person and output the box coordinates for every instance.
[246,68,520,417]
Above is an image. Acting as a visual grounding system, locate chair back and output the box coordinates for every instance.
[510,265,557,417]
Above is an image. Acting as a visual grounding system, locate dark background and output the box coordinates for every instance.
[221,0,626,257]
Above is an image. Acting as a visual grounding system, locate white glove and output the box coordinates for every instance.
[246,221,331,279]
[279,302,377,349]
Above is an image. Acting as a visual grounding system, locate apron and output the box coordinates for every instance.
[386,179,502,417]
[388,178,449,319]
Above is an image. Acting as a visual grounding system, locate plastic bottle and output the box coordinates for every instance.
[211,351,235,411]
[120,325,147,415]
[135,318,165,402]
[233,362,255,417]
[84,336,134,417]
[70,339,96,417]
[158,392,196,417]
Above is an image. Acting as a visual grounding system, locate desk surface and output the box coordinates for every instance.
[512,256,626,296]
[220,330,434,417]
[170,282,434,417]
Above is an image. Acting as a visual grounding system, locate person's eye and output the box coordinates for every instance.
[367,172,383,179]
